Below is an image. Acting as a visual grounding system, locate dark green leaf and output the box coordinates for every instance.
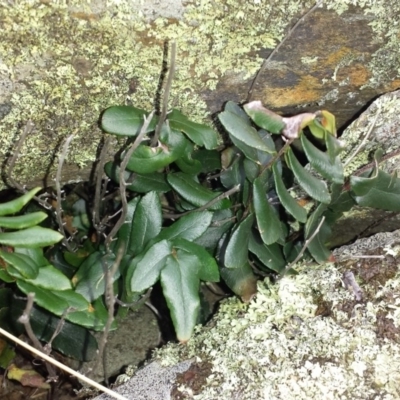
[130,192,162,255]
[0,212,47,229]
[272,163,307,223]
[157,211,213,242]
[305,204,332,263]
[350,168,400,211]
[325,132,345,162]
[117,197,140,253]
[243,158,260,182]
[26,265,72,291]
[167,172,231,210]
[244,101,285,134]
[0,226,63,248]
[125,127,188,173]
[301,134,344,184]
[192,149,221,173]
[160,250,200,342]
[0,251,39,279]
[130,240,171,293]
[67,297,112,331]
[172,238,219,282]
[101,106,157,136]
[175,144,203,174]
[73,252,118,302]
[253,175,282,245]
[168,109,218,150]
[17,281,88,315]
[249,232,286,273]
[104,161,170,193]
[224,214,254,268]
[286,147,331,204]
[219,111,275,153]
[219,262,258,302]
[225,101,252,123]
[194,209,235,253]
[0,187,41,216]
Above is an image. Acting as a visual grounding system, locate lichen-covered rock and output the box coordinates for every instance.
[1,1,399,188]
[330,89,400,247]
[104,229,400,399]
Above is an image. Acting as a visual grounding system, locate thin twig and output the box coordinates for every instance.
[261,138,295,175]
[93,136,111,231]
[152,41,176,147]
[45,307,74,352]
[96,244,125,384]
[163,184,241,220]
[55,134,75,252]
[115,288,153,308]
[105,111,155,247]
[246,1,322,102]
[18,293,57,381]
[344,105,381,167]
[0,327,129,400]
[281,216,326,276]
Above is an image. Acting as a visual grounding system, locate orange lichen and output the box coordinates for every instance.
[262,75,323,107]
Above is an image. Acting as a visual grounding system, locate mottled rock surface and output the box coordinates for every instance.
[0,1,399,188]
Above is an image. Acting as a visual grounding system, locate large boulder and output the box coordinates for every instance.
[0,1,399,188]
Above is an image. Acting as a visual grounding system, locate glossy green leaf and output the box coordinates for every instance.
[167,172,231,210]
[286,147,331,204]
[249,232,286,273]
[160,250,200,342]
[253,176,282,245]
[14,247,48,268]
[305,204,332,263]
[157,211,213,242]
[117,197,140,253]
[219,111,275,153]
[224,214,254,268]
[130,239,171,293]
[0,212,47,229]
[130,191,162,255]
[0,251,39,279]
[225,101,252,124]
[244,101,285,134]
[301,134,344,184]
[272,163,307,223]
[25,265,72,291]
[66,297,112,331]
[175,145,203,175]
[73,252,118,302]
[192,149,221,173]
[194,209,235,253]
[17,281,88,316]
[325,131,345,162]
[0,268,14,283]
[101,106,157,136]
[219,262,258,302]
[125,127,188,173]
[104,161,170,193]
[172,238,219,282]
[243,158,260,182]
[220,157,243,189]
[0,187,41,216]
[350,168,400,211]
[168,109,218,150]
[0,226,63,248]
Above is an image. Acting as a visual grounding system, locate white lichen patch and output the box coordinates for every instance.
[154,247,400,399]
[340,90,400,177]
